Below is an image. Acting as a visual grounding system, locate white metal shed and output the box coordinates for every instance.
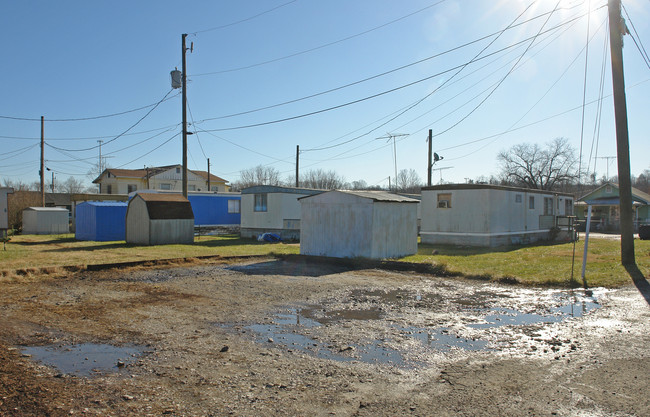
[125,193,194,245]
[299,190,419,259]
[22,207,70,235]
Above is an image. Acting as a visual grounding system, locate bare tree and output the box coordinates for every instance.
[58,176,88,193]
[231,165,283,191]
[395,169,422,193]
[300,169,346,190]
[497,137,579,190]
[350,179,368,190]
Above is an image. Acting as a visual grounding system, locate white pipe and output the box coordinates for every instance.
[581,205,592,280]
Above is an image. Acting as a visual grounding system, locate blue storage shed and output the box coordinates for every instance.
[75,201,128,241]
[187,193,241,226]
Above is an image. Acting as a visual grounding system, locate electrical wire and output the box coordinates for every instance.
[0,124,181,141]
[191,0,449,76]
[191,0,300,34]
[429,0,564,141]
[0,92,179,123]
[115,132,180,168]
[577,0,592,185]
[621,3,650,68]
[196,6,592,125]
[47,89,175,153]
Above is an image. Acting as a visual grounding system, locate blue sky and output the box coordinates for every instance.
[1,0,648,189]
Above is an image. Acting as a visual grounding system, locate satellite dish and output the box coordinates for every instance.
[434,152,443,162]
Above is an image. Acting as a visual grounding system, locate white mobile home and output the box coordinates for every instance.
[420,184,574,247]
[240,185,322,240]
[300,190,419,259]
[125,193,194,245]
[22,207,70,235]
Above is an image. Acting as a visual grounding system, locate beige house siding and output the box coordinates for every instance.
[95,165,229,194]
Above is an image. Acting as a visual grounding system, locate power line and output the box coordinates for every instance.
[191,0,449,76]
[192,0,300,34]
[621,4,650,68]
[116,132,180,168]
[196,6,592,125]
[0,91,179,123]
[47,89,175,153]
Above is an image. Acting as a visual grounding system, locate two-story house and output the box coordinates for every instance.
[93,165,230,194]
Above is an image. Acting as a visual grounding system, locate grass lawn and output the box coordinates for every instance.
[1,233,647,288]
[402,238,650,288]
[0,233,299,272]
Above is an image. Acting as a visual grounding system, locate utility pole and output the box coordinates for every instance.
[207,158,211,192]
[595,156,616,180]
[608,0,635,266]
[182,33,188,198]
[98,140,103,173]
[295,145,299,188]
[427,129,432,187]
[40,116,45,207]
[376,133,408,191]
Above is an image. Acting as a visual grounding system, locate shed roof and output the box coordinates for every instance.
[134,193,194,220]
[79,201,128,208]
[24,207,69,212]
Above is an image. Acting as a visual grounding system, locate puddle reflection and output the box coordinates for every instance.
[21,343,148,377]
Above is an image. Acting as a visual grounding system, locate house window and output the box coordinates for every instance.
[160,183,171,190]
[127,184,137,193]
[565,199,573,215]
[176,167,181,174]
[605,185,612,193]
[544,197,554,215]
[515,194,522,203]
[254,194,267,212]
[188,184,196,191]
[437,193,451,208]
[529,196,535,209]
[228,199,240,213]
[211,185,219,192]
[106,184,112,194]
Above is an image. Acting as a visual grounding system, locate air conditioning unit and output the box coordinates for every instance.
[438,200,449,208]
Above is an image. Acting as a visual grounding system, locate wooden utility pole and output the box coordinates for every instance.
[40,116,45,207]
[427,129,433,187]
[207,158,211,192]
[608,0,635,265]
[295,145,299,187]
[182,33,188,198]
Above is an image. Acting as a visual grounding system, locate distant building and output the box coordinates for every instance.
[240,185,323,240]
[93,165,229,194]
[576,182,650,232]
[420,184,575,247]
[300,190,419,259]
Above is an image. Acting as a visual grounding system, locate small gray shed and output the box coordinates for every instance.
[22,207,70,235]
[125,193,194,245]
[299,190,419,259]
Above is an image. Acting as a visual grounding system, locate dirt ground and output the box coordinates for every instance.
[0,257,648,416]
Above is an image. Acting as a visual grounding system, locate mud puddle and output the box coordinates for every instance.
[229,287,602,368]
[21,343,149,377]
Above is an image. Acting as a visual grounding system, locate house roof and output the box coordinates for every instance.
[24,207,69,212]
[93,165,227,184]
[133,193,194,220]
[577,182,650,205]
